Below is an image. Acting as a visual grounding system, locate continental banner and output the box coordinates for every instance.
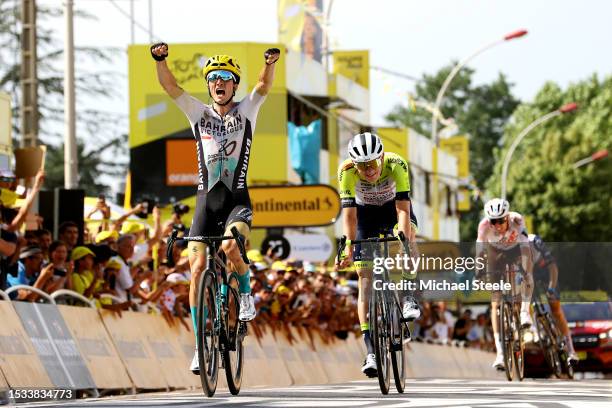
[128,42,288,203]
[250,184,340,228]
[333,50,370,89]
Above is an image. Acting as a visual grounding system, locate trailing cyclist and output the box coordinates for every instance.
[476,198,534,370]
[528,233,579,363]
[151,42,280,374]
[336,132,421,377]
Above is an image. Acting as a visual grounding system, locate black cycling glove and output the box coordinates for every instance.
[150,42,169,61]
[264,48,281,65]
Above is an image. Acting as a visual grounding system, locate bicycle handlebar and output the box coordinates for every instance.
[336,232,408,263]
[165,226,250,267]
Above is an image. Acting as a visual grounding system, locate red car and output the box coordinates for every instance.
[562,302,612,373]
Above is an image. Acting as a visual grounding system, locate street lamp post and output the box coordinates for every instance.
[430,29,527,240]
[500,102,578,199]
[573,149,609,169]
[431,29,528,146]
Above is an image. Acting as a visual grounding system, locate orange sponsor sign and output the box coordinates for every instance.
[166,140,198,186]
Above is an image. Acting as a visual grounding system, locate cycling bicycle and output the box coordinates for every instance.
[497,261,526,381]
[532,285,574,379]
[337,232,410,395]
[167,226,250,397]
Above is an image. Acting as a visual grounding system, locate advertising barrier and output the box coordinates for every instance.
[2,301,504,397]
[145,314,200,389]
[257,330,293,387]
[0,301,53,388]
[99,310,167,390]
[289,327,329,385]
[12,302,95,390]
[57,305,132,390]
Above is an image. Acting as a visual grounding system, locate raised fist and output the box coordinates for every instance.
[264,48,281,65]
[150,42,169,61]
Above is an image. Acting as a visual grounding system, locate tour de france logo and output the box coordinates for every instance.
[171,53,208,85]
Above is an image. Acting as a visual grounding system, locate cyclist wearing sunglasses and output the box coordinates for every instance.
[476,198,534,369]
[528,233,579,363]
[336,132,420,377]
[151,42,280,374]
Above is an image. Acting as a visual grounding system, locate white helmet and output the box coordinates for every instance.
[484,198,509,219]
[348,132,383,163]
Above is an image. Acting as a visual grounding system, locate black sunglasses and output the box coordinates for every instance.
[491,217,507,225]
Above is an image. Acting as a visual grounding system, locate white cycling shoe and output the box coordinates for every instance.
[361,353,377,377]
[190,349,199,375]
[520,311,533,328]
[402,298,421,321]
[239,293,257,321]
[568,351,579,363]
[492,353,505,370]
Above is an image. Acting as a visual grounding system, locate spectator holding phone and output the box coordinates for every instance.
[71,246,103,300]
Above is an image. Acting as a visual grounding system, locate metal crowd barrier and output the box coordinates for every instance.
[4,285,55,303]
[51,289,96,308]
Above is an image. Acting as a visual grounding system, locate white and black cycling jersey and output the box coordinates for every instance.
[173,89,266,195]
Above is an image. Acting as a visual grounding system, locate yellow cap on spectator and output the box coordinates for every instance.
[95,230,119,243]
[71,246,96,261]
[105,259,122,270]
[247,249,263,262]
[271,260,287,271]
[121,221,145,234]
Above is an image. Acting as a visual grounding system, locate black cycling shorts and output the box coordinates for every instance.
[353,200,418,262]
[189,183,253,238]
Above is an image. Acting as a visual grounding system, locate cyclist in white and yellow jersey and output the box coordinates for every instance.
[476,198,534,369]
[151,42,280,375]
[336,132,420,377]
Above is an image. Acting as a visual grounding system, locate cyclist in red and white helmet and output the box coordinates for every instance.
[477,198,534,370]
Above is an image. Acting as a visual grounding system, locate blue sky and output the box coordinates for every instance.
[42,0,612,126]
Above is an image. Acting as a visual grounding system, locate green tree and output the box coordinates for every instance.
[486,75,612,242]
[385,62,520,240]
[0,1,126,194]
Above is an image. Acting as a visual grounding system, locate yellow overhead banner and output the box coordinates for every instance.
[278,0,306,54]
[377,127,408,158]
[128,42,287,149]
[333,50,370,89]
[457,187,471,212]
[440,135,469,180]
[250,185,340,228]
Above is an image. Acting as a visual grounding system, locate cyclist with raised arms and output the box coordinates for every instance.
[336,132,421,377]
[528,233,579,363]
[476,198,534,369]
[151,42,280,374]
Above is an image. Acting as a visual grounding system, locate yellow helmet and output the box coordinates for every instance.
[202,54,241,83]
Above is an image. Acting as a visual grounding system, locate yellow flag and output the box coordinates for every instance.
[278,0,306,53]
[124,171,132,210]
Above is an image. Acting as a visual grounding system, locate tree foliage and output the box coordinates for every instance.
[486,75,612,241]
[0,1,127,195]
[385,62,520,240]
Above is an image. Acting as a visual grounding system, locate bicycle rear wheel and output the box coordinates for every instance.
[390,299,406,393]
[222,279,244,395]
[371,289,390,394]
[197,271,219,397]
[499,301,514,381]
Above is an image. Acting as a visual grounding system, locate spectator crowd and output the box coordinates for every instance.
[0,170,493,348]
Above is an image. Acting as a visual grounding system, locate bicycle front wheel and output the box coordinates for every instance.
[198,270,219,397]
[513,308,525,381]
[499,301,515,381]
[371,289,390,394]
[390,299,406,393]
[222,278,244,395]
